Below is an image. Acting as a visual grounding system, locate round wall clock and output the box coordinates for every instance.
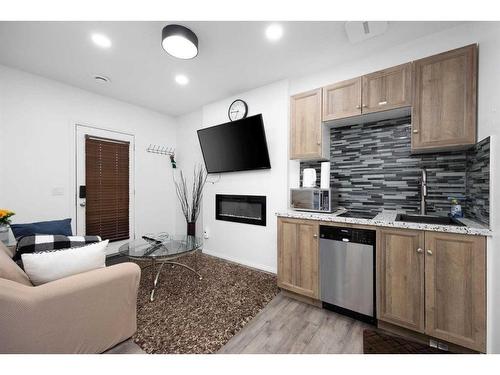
[228,99,248,121]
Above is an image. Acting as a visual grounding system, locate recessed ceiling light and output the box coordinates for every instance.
[162,24,198,59]
[265,24,283,41]
[91,33,112,49]
[175,74,189,85]
[94,75,110,83]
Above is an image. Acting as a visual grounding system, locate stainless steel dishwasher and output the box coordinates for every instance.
[319,225,376,324]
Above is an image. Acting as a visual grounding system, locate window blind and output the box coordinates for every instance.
[85,135,130,242]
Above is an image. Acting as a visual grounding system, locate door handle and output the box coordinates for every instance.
[416,248,423,253]
[426,249,433,255]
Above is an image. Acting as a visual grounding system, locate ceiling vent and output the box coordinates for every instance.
[345,21,388,44]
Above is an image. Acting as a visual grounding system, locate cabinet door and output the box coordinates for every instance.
[425,232,486,352]
[377,229,425,332]
[412,44,477,151]
[290,89,323,160]
[322,77,362,121]
[362,63,412,114]
[277,218,319,299]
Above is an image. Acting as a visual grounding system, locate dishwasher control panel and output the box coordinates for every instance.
[320,226,375,245]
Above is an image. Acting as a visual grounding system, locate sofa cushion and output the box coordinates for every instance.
[0,242,33,286]
[10,218,73,239]
[21,240,109,286]
[13,234,102,262]
[0,240,15,258]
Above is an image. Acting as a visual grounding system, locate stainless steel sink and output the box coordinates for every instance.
[395,214,465,226]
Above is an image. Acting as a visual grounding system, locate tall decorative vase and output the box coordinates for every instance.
[187,222,196,237]
[0,224,9,245]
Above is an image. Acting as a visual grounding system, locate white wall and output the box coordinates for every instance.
[288,21,500,353]
[197,80,289,273]
[0,65,178,240]
[174,109,205,236]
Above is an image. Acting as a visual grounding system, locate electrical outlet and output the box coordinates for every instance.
[203,229,209,239]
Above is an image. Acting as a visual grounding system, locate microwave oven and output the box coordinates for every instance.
[290,188,333,213]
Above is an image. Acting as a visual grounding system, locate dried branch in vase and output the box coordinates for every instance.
[174,164,207,224]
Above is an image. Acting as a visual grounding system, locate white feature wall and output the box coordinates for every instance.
[174,109,205,236]
[199,80,289,273]
[0,65,178,241]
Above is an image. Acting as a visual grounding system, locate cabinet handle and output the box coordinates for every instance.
[378,101,387,106]
[426,249,433,255]
[356,105,361,109]
[413,129,419,134]
[317,141,321,145]
[416,248,423,253]
[313,234,318,238]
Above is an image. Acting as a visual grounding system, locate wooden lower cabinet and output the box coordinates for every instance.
[377,228,486,352]
[277,218,319,299]
[377,229,425,333]
[425,232,486,352]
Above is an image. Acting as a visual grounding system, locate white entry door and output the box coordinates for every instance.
[75,124,135,255]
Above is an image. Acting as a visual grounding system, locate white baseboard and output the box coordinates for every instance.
[202,248,277,274]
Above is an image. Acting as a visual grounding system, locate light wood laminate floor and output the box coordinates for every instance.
[107,293,369,354]
[218,293,369,354]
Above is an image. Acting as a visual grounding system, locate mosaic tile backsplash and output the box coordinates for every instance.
[465,137,490,224]
[300,116,490,225]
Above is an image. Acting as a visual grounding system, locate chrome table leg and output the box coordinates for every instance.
[164,261,202,280]
[150,258,166,302]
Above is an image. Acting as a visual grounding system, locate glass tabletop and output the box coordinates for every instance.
[118,234,203,260]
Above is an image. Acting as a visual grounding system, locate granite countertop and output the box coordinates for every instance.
[276,209,492,236]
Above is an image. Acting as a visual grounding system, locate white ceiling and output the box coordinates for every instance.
[0,21,464,117]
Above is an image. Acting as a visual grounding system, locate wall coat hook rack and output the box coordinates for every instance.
[146,144,175,156]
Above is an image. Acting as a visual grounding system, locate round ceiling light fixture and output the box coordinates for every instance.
[91,33,112,48]
[175,74,189,85]
[265,24,283,41]
[162,24,198,59]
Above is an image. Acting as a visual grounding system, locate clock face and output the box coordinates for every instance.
[228,99,248,121]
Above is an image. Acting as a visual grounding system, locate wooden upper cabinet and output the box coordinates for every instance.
[277,218,319,299]
[362,63,412,114]
[412,44,478,151]
[424,232,486,352]
[290,88,323,160]
[322,77,362,121]
[377,229,425,333]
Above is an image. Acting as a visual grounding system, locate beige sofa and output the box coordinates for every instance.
[0,241,141,354]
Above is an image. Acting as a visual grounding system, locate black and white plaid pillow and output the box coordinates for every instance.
[13,235,102,261]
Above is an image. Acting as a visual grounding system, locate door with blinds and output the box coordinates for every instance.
[75,125,135,254]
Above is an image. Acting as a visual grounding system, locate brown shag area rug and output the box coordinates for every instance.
[363,329,449,354]
[132,252,279,354]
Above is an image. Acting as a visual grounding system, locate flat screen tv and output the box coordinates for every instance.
[197,114,271,173]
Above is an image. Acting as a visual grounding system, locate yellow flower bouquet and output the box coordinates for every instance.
[0,209,15,225]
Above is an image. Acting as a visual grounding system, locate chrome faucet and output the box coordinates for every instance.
[420,168,427,215]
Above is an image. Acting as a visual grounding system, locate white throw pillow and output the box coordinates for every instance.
[21,240,108,286]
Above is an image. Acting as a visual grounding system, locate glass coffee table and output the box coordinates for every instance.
[119,234,203,302]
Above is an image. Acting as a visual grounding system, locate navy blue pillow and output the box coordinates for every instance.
[10,218,73,239]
